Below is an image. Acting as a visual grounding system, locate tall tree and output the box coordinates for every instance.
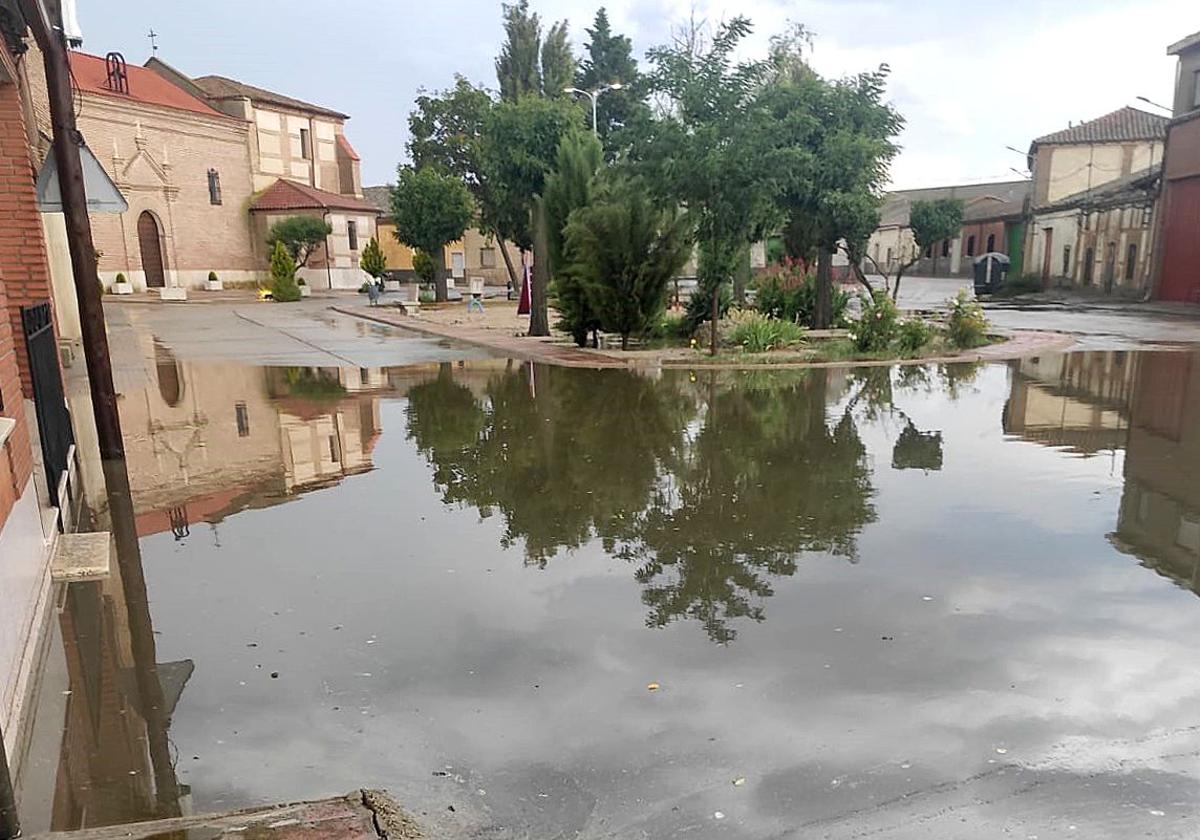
[407,78,522,289]
[496,0,542,102]
[564,178,692,349]
[540,20,576,98]
[540,130,603,345]
[633,16,784,352]
[390,166,474,301]
[576,8,643,148]
[479,96,581,334]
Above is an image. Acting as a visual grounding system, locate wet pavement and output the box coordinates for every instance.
[13,301,1200,839]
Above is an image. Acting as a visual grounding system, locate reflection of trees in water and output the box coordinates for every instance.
[406,364,691,566]
[405,365,879,643]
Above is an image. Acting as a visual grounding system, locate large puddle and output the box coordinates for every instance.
[16,350,1200,838]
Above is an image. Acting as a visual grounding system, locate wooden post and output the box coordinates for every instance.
[20,0,125,459]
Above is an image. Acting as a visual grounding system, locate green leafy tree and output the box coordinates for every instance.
[266,215,331,268]
[564,179,692,349]
[540,129,603,346]
[541,20,576,98]
[268,240,301,302]
[904,199,963,298]
[480,96,581,334]
[576,8,644,149]
[496,0,542,102]
[359,237,386,281]
[390,166,473,301]
[633,17,783,352]
[412,249,436,285]
[407,77,522,289]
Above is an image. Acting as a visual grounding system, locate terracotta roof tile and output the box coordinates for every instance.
[336,134,360,161]
[1032,107,1168,147]
[69,52,228,118]
[191,75,349,119]
[250,179,380,214]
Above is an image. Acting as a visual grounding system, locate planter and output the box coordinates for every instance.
[112,282,134,295]
[299,285,312,298]
[383,279,402,293]
[205,279,224,292]
[159,287,188,302]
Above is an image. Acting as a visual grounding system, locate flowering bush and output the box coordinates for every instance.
[851,289,899,351]
[946,290,990,348]
[895,318,934,353]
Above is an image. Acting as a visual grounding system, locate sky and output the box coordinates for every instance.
[78,0,1193,190]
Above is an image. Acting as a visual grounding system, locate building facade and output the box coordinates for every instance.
[1154,31,1200,303]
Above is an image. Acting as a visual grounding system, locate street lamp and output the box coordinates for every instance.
[564,83,624,137]
[1135,95,1172,113]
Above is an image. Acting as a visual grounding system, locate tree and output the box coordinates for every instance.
[390,166,473,301]
[266,215,331,268]
[564,179,692,350]
[633,16,783,353]
[407,77,522,289]
[904,199,963,298]
[268,240,301,302]
[576,8,644,149]
[479,96,581,334]
[541,20,575,98]
[412,249,436,285]
[540,129,603,345]
[359,237,386,281]
[496,0,541,102]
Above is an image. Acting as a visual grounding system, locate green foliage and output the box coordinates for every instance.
[266,215,331,268]
[910,199,964,258]
[649,312,692,341]
[359,281,372,293]
[496,0,542,101]
[542,130,603,346]
[851,289,899,351]
[207,270,219,283]
[115,272,127,283]
[412,250,436,285]
[946,290,990,348]
[391,166,472,300]
[727,309,806,352]
[268,241,301,303]
[576,8,645,148]
[895,318,934,354]
[754,260,850,327]
[359,237,387,279]
[564,179,692,349]
[419,289,436,303]
[541,20,576,98]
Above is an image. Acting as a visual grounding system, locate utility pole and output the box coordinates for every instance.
[19,0,126,459]
[0,721,17,840]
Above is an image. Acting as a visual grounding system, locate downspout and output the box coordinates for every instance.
[323,210,333,290]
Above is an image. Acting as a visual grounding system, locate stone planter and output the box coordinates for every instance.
[299,284,312,298]
[205,279,223,292]
[383,279,402,293]
[159,287,188,302]
[112,281,134,295]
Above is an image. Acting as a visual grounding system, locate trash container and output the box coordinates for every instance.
[973,252,1010,295]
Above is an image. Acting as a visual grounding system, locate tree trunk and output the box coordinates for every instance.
[495,228,520,289]
[710,284,720,356]
[529,206,550,336]
[434,247,448,302]
[621,333,629,351]
[814,249,833,330]
[733,244,750,305]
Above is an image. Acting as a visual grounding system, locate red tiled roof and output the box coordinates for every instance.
[68,52,228,118]
[1032,107,1168,147]
[336,133,360,161]
[249,178,380,214]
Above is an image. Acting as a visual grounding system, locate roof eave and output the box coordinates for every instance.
[1167,30,1200,56]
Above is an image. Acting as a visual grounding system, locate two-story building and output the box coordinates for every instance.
[1154,30,1200,303]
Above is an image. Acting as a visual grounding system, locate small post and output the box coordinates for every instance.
[0,722,19,840]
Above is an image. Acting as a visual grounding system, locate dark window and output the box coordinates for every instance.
[104,52,129,94]
[347,220,358,251]
[966,235,976,257]
[1062,244,1072,277]
[299,128,312,160]
[924,244,932,259]
[1083,246,1095,285]
[329,435,341,463]
[1125,243,1138,282]
[480,247,496,268]
[1194,69,1200,108]
[986,233,996,253]
[235,402,250,437]
[207,169,222,205]
[940,239,950,258]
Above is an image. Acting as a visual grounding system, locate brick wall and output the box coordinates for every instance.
[0,260,35,530]
[0,78,57,397]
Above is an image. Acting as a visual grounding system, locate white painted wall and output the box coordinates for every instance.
[1027,210,1080,280]
[1045,142,1163,204]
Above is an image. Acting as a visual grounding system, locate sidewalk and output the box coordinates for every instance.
[27,790,422,840]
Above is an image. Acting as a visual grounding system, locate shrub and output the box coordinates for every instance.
[359,282,372,294]
[359,237,387,280]
[207,270,219,283]
[412,250,436,285]
[115,272,127,284]
[727,309,806,353]
[268,241,301,303]
[754,260,850,327]
[851,289,899,351]
[418,289,435,303]
[946,290,990,348]
[896,318,934,354]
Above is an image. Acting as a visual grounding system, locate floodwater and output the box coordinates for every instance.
[15,348,1200,839]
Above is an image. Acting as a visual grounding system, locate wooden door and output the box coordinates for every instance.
[1040,228,1053,280]
[138,211,166,288]
[1159,176,1200,302]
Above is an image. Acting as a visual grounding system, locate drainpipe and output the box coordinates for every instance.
[322,210,333,291]
[0,723,18,840]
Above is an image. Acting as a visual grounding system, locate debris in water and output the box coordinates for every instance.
[1149,810,1165,817]
[995,747,1008,755]
[881,636,894,641]
[270,672,279,679]
[647,682,660,691]
[433,771,451,777]
[713,811,725,820]
[922,596,933,601]
[732,777,746,786]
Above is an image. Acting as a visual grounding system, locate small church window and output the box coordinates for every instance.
[207,169,222,205]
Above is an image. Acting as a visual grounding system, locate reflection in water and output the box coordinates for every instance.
[22,348,1200,836]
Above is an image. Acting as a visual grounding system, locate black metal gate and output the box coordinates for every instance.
[21,302,73,507]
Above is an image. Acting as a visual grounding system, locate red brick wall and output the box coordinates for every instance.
[0,262,35,530]
[0,77,57,397]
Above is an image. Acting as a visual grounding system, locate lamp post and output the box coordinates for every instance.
[1135,95,1172,113]
[563,83,624,138]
